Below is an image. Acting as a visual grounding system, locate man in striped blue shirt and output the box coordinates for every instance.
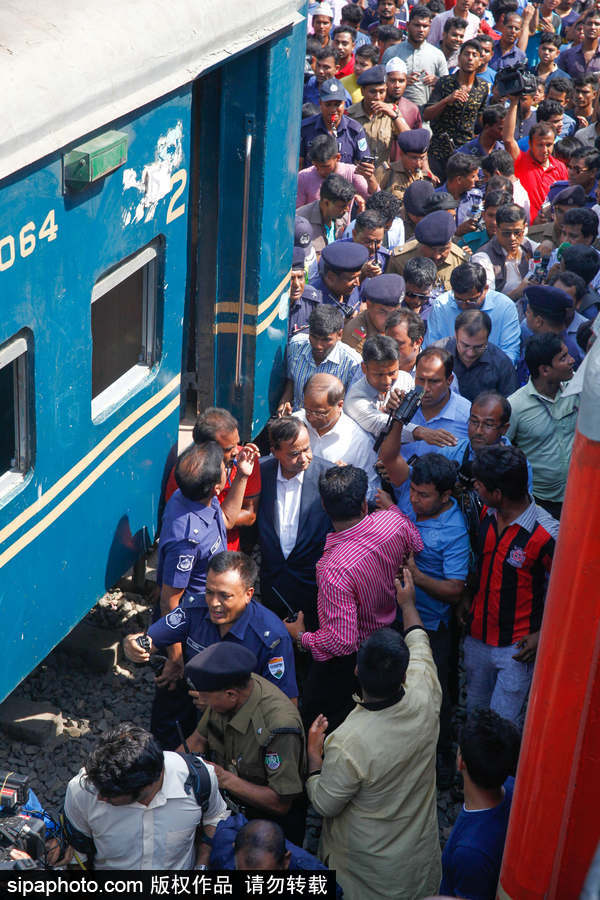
[277,306,362,412]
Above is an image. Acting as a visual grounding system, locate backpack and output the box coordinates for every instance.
[180,753,213,812]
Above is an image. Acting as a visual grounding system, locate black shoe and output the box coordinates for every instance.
[436,752,456,791]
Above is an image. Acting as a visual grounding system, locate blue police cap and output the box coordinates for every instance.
[356,64,386,86]
[292,247,306,270]
[423,191,457,213]
[362,273,404,306]
[319,78,345,101]
[553,184,586,207]
[295,215,312,248]
[321,240,369,271]
[397,128,431,154]
[184,644,257,693]
[415,210,457,246]
[403,180,435,216]
[524,285,573,312]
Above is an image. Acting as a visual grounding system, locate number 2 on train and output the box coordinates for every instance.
[0,210,58,272]
[166,169,187,224]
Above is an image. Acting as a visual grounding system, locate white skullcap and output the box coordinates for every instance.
[385,57,407,74]
[312,2,334,17]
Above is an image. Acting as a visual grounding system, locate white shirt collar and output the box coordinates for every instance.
[276,463,305,486]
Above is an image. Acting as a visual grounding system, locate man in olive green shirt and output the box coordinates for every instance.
[306,568,441,900]
[508,332,579,518]
[388,210,467,298]
[183,644,306,843]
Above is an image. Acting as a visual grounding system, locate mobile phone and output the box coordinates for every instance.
[361,155,376,164]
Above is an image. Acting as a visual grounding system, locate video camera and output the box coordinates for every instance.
[0,772,45,869]
[373,386,425,453]
[495,64,538,98]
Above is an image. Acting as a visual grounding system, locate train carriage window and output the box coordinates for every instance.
[91,242,161,421]
[0,331,32,495]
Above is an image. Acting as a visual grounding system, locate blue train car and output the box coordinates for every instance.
[0,1,306,700]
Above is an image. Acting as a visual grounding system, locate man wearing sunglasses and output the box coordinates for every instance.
[400,256,438,321]
[424,261,521,364]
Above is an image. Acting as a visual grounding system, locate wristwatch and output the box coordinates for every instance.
[295,631,307,651]
[196,864,208,871]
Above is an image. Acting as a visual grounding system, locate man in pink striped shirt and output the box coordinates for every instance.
[285,464,423,730]
[296,133,377,208]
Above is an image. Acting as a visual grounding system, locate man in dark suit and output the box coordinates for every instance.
[258,417,332,632]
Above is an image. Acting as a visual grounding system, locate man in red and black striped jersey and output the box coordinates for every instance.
[464,445,559,726]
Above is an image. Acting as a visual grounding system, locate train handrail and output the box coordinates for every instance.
[235,118,254,387]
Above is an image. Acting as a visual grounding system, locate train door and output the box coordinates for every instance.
[182,21,306,439]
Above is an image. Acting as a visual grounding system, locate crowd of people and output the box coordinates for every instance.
[23,0,600,896]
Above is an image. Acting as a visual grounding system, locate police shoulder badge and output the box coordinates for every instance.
[166,608,186,628]
[265,752,281,771]
[268,656,285,680]
[177,554,194,572]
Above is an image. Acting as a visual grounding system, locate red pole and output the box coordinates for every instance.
[498,343,600,900]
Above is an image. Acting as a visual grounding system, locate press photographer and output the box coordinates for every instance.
[502,92,569,223]
[0,772,64,869]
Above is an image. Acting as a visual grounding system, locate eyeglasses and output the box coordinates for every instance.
[304,408,332,419]
[405,290,432,300]
[454,289,485,306]
[567,165,589,174]
[469,416,501,430]
[497,228,525,238]
[457,339,488,354]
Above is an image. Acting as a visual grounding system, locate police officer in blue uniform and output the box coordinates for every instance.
[295,215,318,282]
[299,78,372,167]
[309,240,369,319]
[148,441,257,748]
[288,247,323,338]
[125,552,298,706]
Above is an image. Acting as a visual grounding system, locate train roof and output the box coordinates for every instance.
[0,0,303,182]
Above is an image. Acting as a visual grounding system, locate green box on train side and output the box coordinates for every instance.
[63,131,128,191]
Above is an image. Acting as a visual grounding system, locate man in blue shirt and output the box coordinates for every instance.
[278,305,362,413]
[125,551,297,704]
[489,11,528,71]
[150,441,257,746]
[424,261,521,364]
[440,708,520,899]
[378,428,470,788]
[456,105,505,157]
[400,347,471,460]
[433,391,534,492]
[210,815,340,893]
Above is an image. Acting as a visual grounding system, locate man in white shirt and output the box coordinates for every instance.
[428,0,481,48]
[63,724,228,870]
[295,373,378,500]
[345,334,415,436]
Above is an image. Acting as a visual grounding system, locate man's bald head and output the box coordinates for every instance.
[303,372,345,406]
[234,819,291,870]
[303,373,345,435]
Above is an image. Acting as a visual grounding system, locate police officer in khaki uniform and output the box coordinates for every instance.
[342,273,404,354]
[347,65,403,168]
[401,179,436,243]
[376,129,437,207]
[183,644,306,844]
[527,184,587,246]
[388,210,467,298]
